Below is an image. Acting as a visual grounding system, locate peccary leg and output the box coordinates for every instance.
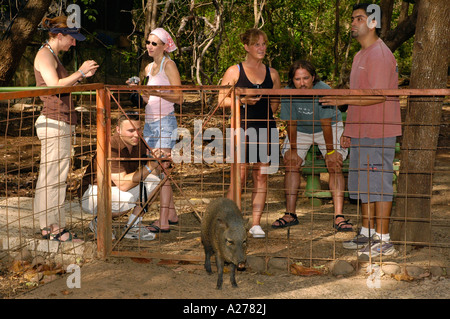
[230,263,238,288]
[204,247,213,274]
[215,255,224,290]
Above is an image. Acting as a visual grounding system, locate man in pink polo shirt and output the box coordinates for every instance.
[321,3,401,257]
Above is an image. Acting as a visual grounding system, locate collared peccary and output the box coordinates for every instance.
[201,198,247,289]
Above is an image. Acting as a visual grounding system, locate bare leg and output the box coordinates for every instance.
[375,201,392,235]
[150,148,177,231]
[226,163,268,226]
[285,157,302,214]
[226,163,248,201]
[328,163,351,230]
[272,155,301,227]
[361,203,375,230]
[251,163,268,226]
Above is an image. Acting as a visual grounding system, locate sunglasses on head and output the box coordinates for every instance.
[145,40,160,46]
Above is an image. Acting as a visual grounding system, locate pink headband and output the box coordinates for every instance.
[150,28,177,53]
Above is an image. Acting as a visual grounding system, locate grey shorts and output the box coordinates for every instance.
[348,137,396,203]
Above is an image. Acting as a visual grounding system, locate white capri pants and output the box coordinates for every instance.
[81,174,161,215]
[281,122,348,165]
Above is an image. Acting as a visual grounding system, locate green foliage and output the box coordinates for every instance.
[74,0,98,22]
[51,0,415,86]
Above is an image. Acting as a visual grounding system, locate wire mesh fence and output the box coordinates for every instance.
[0,84,449,296]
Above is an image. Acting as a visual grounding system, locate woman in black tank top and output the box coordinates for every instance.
[220,28,281,238]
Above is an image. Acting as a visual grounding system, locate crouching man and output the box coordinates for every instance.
[80,112,162,240]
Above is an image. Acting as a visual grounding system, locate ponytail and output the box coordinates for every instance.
[41,16,68,38]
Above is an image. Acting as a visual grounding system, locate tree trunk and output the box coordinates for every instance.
[139,0,158,80]
[333,0,340,81]
[379,0,394,39]
[391,0,450,247]
[0,0,53,86]
[383,1,418,52]
[253,0,266,28]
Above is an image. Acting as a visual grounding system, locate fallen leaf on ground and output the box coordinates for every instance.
[10,260,31,274]
[130,257,152,264]
[172,267,184,273]
[392,272,414,282]
[157,259,179,265]
[61,290,72,296]
[43,268,65,276]
[290,264,322,276]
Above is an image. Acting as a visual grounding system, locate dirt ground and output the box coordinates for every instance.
[12,154,450,300]
[14,253,450,300]
[1,100,449,302]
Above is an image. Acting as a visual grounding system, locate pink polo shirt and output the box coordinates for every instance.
[344,38,402,138]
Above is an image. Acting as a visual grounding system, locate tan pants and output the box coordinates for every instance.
[34,115,74,230]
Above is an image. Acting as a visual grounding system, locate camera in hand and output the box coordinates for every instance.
[128,76,140,84]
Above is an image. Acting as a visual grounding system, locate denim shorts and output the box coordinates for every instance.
[143,112,178,149]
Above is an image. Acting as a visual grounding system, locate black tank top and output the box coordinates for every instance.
[236,62,274,127]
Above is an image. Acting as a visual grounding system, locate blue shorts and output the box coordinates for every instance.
[144,113,178,149]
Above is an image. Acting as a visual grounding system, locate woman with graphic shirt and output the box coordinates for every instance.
[220,28,281,238]
[34,16,98,242]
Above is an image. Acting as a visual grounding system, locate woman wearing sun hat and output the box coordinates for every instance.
[33,15,99,242]
[140,27,182,234]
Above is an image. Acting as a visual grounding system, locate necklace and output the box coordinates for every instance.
[39,41,62,64]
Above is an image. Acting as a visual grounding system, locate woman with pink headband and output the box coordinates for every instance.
[140,27,182,234]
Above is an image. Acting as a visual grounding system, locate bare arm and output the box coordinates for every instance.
[320,117,343,167]
[111,149,164,192]
[111,157,162,192]
[319,95,386,106]
[35,49,98,87]
[218,65,239,108]
[283,120,302,167]
[269,68,281,113]
[320,118,334,153]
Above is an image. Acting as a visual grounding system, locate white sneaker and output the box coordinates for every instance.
[124,225,156,241]
[249,225,265,238]
[89,217,116,240]
[357,235,397,257]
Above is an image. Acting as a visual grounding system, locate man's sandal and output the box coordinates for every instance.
[333,215,353,232]
[271,213,300,229]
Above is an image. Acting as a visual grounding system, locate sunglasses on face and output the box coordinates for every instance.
[145,40,160,46]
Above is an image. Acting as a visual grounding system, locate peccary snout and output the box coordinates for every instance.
[201,198,247,289]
